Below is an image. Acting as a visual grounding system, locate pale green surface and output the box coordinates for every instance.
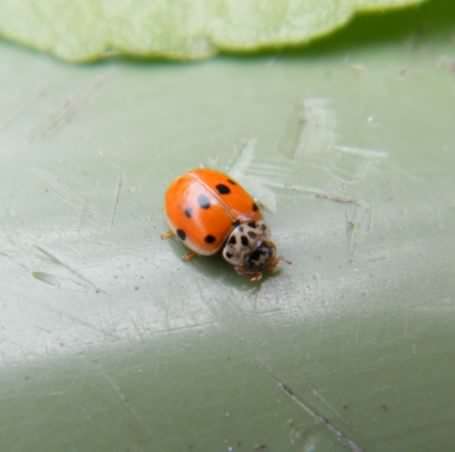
[0,0,427,62]
[1,1,455,451]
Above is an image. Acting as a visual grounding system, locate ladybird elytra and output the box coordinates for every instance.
[163,168,281,281]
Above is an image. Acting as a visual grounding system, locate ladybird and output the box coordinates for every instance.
[162,168,283,282]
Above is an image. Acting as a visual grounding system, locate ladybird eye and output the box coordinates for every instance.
[250,249,261,261]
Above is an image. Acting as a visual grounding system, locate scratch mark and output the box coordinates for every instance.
[151,322,215,336]
[228,139,257,179]
[32,168,85,210]
[335,145,388,159]
[78,200,88,235]
[295,97,337,160]
[227,140,278,213]
[0,250,29,272]
[252,361,363,452]
[193,278,221,323]
[345,205,368,261]
[130,315,146,342]
[111,175,123,227]
[29,74,110,142]
[279,97,338,160]
[32,271,87,290]
[345,205,357,258]
[247,163,294,179]
[35,325,52,334]
[312,388,343,419]
[254,308,283,316]
[34,245,103,293]
[0,86,49,132]
[0,391,65,402]
[275,378,364,452]
[42,303,119,340]
[279,100,306,159]
[265,181,362,206]
[98,368,147,431]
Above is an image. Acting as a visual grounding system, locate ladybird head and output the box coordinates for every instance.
[222,220,279,280]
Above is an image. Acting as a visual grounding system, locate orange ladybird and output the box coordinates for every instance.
[162,168,282,281]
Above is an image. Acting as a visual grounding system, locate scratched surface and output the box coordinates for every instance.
[1,2,455,451]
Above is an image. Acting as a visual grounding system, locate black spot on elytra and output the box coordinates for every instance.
[216,183,231,195]
[241,236,249,247]
[177,229,186,240]
[198,194,211,209]
[227,178,237,185]
[229,236,237,245]
[205,234,216,244]
[248,221,256,228]
[184,207,193,218]
[252,202,259,212]
[247,230,257,239]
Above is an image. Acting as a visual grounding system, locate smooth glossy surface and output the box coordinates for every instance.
[1,1,455,451]
[164,168,262,255]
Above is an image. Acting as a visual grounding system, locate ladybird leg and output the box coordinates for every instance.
[254,198,267,211]
[266,255,291,273]
[249,272,263,283]
[160,230,175,240]
[182,251,197,262]
[235,266,263,282]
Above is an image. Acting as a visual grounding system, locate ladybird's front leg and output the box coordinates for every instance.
[160,230,175,240]
[235,266,263,283]
[182,251,197,262]
[254,198,266,211]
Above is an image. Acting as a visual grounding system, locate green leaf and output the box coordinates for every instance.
[0,0,428,62]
